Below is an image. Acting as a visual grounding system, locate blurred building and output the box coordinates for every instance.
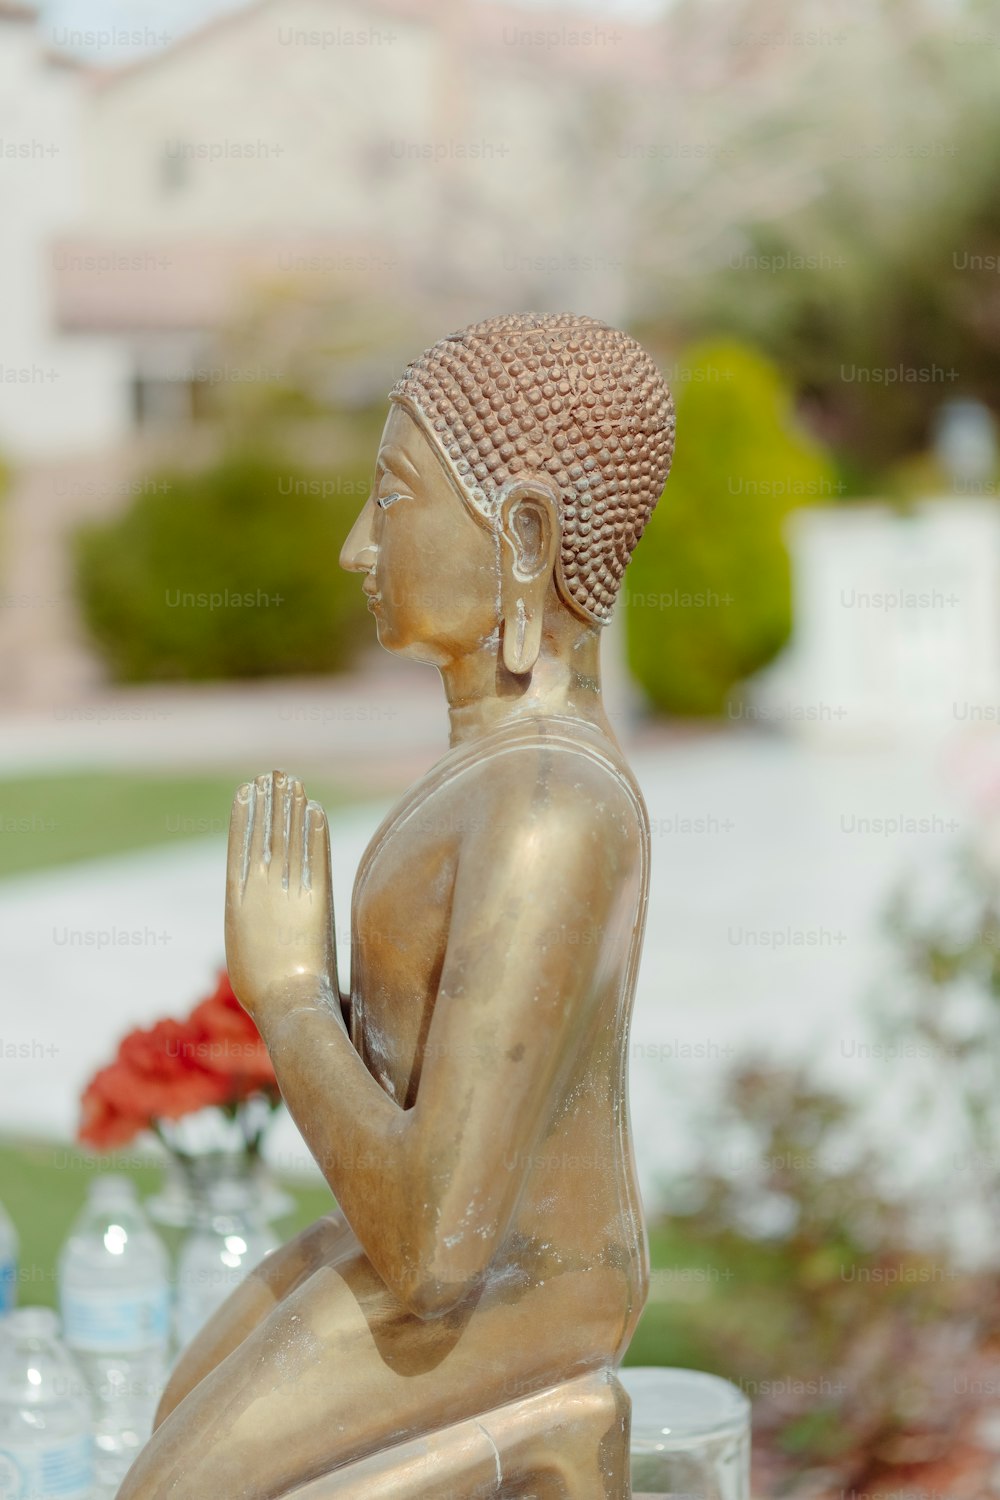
[0,0,673,703]
[1,0,664,460]
[0,1,130,454]
[5,0,987,726]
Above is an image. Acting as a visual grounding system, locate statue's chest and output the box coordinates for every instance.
[350,810,459,1106]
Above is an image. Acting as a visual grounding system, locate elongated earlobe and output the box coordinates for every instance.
[502,590,543,676]
[498,481,559,675]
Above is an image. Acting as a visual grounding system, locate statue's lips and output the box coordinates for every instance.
[363,581,381,610]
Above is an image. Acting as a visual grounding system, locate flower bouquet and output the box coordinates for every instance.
[79,970,290,1226]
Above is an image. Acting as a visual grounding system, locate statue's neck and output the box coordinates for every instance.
[440,620,615,749]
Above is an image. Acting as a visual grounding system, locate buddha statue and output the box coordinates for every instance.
[118,312,675,1498]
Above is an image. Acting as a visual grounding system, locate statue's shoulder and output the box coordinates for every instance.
[444,716,648,846]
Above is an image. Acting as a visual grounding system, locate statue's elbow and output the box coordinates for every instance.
[389,1195,501,1317]
[394,1255,484,1320]
[394,1271,474,1320]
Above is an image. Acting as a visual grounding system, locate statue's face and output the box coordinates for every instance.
[340,405,501,666]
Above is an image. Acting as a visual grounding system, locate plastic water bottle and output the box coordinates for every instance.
[58,1177,170,1495]
[175,1181,277,1348]
[0,1306,94,1499]
[0,1202,17,1317]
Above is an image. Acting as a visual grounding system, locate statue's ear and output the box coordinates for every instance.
[497,479,560,675]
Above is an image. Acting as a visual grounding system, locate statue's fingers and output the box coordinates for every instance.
[227,783,251,898]
[249,771,274,870]
[286,778,307,890]
[304,800,330,894]
[269,769,290,875]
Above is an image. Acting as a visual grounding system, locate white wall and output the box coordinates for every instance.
[80,0,436,239]
[772,500,1000,740]
[0,18,130,460]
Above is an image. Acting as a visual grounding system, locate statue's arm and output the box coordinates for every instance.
[226,764,639,1320]
[387,772,641,1314]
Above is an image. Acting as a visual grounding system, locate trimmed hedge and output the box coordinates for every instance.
[74,450,371,682]
[625,341,835,716]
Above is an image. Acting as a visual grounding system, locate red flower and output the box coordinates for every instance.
[77,970,277,1151]
[188,972,278,1097]
[118,1019,233,1117]
[79,1066,149,1150]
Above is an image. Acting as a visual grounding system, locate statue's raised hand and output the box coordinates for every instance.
[225,770,338,1028]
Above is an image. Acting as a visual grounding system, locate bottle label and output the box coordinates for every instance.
[0,1435,93,1499]
[60,1284,170,1352]
[0,1258,15,1314]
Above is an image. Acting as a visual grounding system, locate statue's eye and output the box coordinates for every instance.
[376,491,403,510]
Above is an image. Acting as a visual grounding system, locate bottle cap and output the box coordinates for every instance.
[7,1307,59,1338]
[88,1174,137,1206]
[206,1180,255,1213]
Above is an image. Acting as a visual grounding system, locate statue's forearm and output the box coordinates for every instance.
[261,989,412,1290]
[261,986,500,1319]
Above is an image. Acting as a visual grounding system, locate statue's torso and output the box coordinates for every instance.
[349,715,650,1350]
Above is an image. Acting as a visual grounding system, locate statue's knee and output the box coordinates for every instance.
[490,1369,630,1496]
[152,1354,204,1431]
[152,1376,180,1431]
[255,1210,350,1293]
[601,1369,631,1437]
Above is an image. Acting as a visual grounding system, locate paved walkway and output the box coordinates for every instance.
[0,615,642,786]
[0,729,982,1240]
[0,661,447,790]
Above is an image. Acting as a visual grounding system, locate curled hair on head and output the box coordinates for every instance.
[390,312,675,625]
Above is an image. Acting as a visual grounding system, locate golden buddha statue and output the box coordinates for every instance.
[118,313,675,1498]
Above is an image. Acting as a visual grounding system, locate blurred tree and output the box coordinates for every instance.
[624,340,834,716]
[625,0,1000,478]
[70,278,433,684]
[196,275,431,465]
[74,450,370,682]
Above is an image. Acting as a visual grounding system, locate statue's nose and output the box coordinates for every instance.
[340,498,378,574]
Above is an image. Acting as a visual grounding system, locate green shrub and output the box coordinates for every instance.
[624,341,835,716]
[0,448,10,529]
[74,450,371,682]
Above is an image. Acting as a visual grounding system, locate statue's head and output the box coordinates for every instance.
[341,312,674,672]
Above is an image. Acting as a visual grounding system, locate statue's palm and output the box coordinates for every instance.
[225,770,337,1024]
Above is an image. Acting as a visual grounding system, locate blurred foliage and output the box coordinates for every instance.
[624,341,834,716]
[633,1061,979,1495]
[74,450,370,682]
[69,279,434,684]
[198,277,427,460]
[881,849,1000,1237]
[632,0,1000,479]
[0,449,9,558]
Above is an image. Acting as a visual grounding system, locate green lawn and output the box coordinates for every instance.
[0,772,349,881]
